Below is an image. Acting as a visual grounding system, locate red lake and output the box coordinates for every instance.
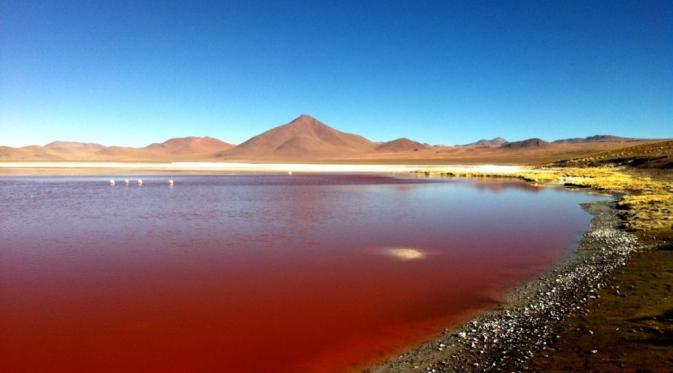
[0,175,600,372]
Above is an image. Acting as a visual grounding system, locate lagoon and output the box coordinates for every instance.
[0,175,600,372]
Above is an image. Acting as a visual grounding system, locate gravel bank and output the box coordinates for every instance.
[369,199,645,372]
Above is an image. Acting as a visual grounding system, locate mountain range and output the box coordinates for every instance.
[0,115,665,164]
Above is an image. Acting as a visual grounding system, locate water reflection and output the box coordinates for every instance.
[0,175,601,373]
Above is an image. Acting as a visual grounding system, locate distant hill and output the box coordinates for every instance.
[464,137,508,147]
[218,115,376,160]
[0,136,233,161]
[45,141,105,149]
[557,140,673,169]
[376,138,430,152]
[503,138,549,149]
[93,146,162,160]
[0,145,66,161]
[0,115,666,164]
[146,136,233,155]
[553,135,639,144]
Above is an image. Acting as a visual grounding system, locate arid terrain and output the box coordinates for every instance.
[1,115,666,164]
[2,117,672,372]
[1,126,672,372]
[3,1,670,371]
[369,143,673,372]
[557,139,673,169]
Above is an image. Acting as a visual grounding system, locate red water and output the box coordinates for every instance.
[0,175,598,372]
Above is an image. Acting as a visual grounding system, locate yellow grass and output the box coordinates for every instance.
[413,166,673,233]
[1,161,669,232]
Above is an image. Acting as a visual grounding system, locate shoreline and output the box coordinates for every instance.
[0,162,524,176]
[1,163,668,371]
[368,164,671,371]
[368,197,645,372]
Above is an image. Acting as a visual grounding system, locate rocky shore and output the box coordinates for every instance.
[369,199,646,372]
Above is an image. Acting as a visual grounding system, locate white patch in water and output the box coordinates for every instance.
[387,248,424,260]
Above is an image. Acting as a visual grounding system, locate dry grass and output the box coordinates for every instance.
[413,166,673,233]
[557,140,673,168]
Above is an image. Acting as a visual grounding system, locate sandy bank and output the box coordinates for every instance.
[0,162,524,176]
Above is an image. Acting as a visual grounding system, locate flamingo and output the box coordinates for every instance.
[168,179,174,186]
[124,179,130,186]
[137,179,143,186]
[109,179,116,186]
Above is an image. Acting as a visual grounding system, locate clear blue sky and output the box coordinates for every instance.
[1,0,671,147]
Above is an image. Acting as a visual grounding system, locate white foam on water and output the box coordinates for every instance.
[386,248,425,260]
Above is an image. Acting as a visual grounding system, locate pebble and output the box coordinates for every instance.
[375,203,643,373]
[382,203,641,372]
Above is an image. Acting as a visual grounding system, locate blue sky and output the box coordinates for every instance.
[1,0,671,147]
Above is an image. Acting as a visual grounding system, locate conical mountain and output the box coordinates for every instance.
[219,115,376,160]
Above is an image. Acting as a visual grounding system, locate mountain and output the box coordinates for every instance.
[93,146,161,160]
[557,140,673,168]
[0,145,61,161]
[553,135,637,144]
[376,138,430,152]
[0,137,233,161]
[464,137,508,147]
[45,141,105,149]
[503,138,549,149]
[0,115,666,164]
[0,142,105,161]
[218,115,376,160]
[146,136,233,155]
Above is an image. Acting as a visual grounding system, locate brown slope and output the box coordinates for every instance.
[42,141,105,159]
[414,139,660,165]
[45,141,105,150]
[557,140,673,168]
[92,146,164,161]
[0,146,34,161]
[93,137,233,161]
[0,146,23,161]
[503,138,549,149]
[145,136,233,155]
[552,135,640,144]
[0,141,122,161]
[463,137,509,147]
[219,114,376,160]
[0,145,75,161]
[94,137,232,160]
[0,137,234,161]
[376,138,430,153]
